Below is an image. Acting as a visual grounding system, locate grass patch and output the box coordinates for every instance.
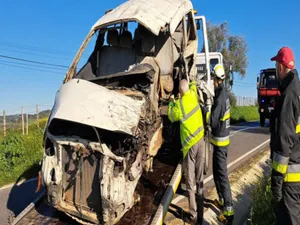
[249,172,275,225]
[231,106,259,124]
[0,119,47,187]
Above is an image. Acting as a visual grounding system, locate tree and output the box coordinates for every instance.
[202,22,248,78]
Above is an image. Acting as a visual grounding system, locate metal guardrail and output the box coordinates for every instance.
[12,189,45,225]
[150,163,182,225]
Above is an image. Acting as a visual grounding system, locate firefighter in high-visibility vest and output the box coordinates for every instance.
[168,79,205,225]
[204,64,234,224]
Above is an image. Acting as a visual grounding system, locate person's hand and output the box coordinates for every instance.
[170,95,175,103]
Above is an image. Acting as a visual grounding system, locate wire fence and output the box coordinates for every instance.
[0,97,257,140]
[236,96,257,107]
[0,104,52,140]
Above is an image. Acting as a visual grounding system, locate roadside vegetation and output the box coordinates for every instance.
[249,172,276,225]
[231,106,259,124]
[228,92,259,124]
[0,118,47,187]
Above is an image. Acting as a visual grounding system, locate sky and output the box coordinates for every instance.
[0,0,299,114]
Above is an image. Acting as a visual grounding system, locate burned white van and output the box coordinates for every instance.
[41,0,202,224]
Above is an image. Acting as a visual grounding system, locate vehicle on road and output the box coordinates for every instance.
[257,68,280,127]
[15,1,233,225]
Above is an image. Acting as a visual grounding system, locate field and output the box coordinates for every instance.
[231,106,259,124]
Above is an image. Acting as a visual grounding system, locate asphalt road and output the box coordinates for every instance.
[0,121,270,225]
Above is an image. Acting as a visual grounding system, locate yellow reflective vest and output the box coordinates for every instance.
[168,81,204,158]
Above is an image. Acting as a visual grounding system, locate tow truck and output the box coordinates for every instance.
[256,68,280,127]
[12,1,233,224]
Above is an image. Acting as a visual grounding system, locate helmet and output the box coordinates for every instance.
[213,64,226,80]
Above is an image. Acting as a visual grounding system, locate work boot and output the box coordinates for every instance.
[217,207,234,225]
[218,214,234,225]
[213,199,224,210]
[183,213,197,225]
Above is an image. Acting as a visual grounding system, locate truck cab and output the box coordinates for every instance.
[257,68,280,127]
[196,52,223,79]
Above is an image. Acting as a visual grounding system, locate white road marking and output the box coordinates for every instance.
[0,177,38,191]
[230,126,258,136]
[171,139,270,205]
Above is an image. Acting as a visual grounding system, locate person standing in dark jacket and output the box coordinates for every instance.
[270,47,300,225]
[204,64,234,224]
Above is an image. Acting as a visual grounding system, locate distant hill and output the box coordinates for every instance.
[0,110,51,124]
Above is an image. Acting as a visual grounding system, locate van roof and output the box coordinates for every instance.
[92,0,193,36]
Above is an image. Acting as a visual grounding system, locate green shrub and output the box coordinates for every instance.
[0,119,47,187]
[250,173,276,225]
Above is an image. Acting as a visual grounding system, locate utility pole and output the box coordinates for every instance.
[3,110,6,137]
[21,106,25,135]
[36,104,39,128]
[26,113,29,135]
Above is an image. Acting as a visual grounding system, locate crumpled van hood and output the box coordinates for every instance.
[49,79,145,136]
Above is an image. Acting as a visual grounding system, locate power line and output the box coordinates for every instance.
[235,81,256,85]
[0,48,72,61]
[0,62,64,75]
[234,85,255,88]
[0,60,67,71]
[0,42,76,56]
[0,54,69,68]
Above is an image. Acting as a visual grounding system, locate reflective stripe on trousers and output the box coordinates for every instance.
[210,135,230,147]
[296,116,300,134]
[223,206,234,216]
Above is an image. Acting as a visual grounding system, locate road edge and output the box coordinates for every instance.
[0,177,38,191]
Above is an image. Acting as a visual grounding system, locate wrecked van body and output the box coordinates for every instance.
[41,0,202,224]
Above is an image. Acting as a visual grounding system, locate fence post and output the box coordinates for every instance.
[26,114,29,135]
[21,106,25,135]
[36,104,39,128]
[3,110,6,137]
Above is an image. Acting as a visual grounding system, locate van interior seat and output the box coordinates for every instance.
[107,29,119,46]
[119,31,133,48]
[98,30,136,77]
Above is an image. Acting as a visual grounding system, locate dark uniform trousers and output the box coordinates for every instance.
[275,184,300,225]
[213,145,233,209]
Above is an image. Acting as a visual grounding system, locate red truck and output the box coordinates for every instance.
[257,68,280,127]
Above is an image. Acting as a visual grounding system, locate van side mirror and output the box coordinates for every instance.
[257,77,259,82]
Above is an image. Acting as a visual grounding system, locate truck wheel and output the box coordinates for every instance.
[260,114,265,127]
